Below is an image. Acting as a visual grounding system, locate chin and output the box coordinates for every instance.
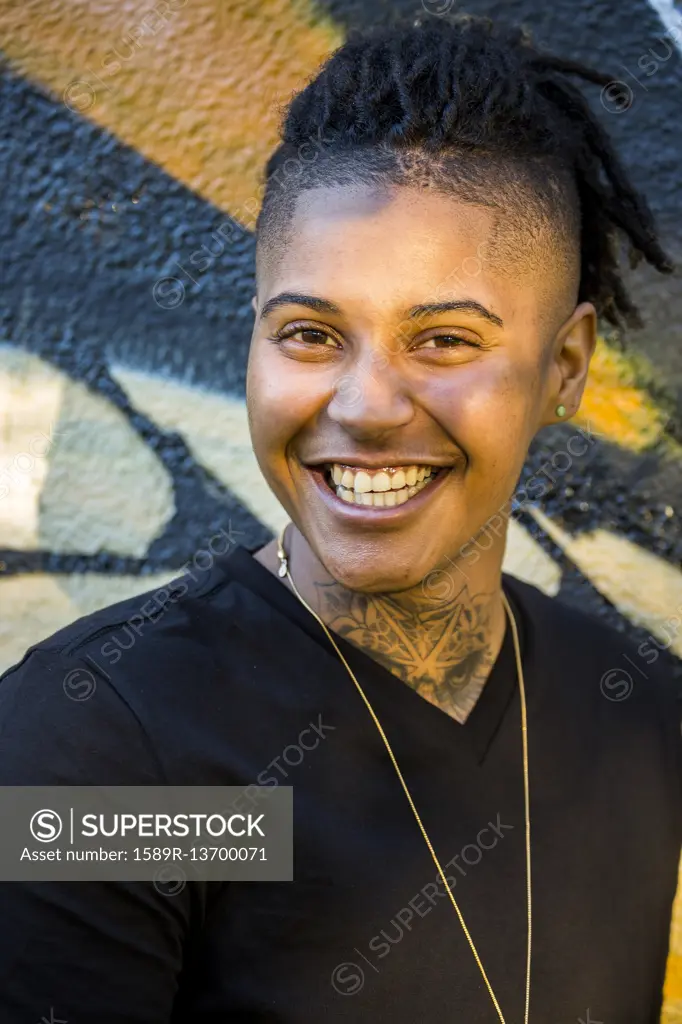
[315,544,433,595]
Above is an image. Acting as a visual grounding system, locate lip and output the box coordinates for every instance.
[305,459,454,470]
[303,462,455,524]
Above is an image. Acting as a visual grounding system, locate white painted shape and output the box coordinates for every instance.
[110,365,289,534]
[0,347,175,555]
[0,571,179,674]
[0,348,66,547]
[645,0,682,51]
[502,518,562,596]
[530,506,682,657]
[59,569,180,612]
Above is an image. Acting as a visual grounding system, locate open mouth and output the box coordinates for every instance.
[311,462,450,509]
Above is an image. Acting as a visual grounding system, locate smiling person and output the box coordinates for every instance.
[0,14,681,1024]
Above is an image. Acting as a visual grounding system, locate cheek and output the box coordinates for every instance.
[429,358,537,476]
[246,340,328,466]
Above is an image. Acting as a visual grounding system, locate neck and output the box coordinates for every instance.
[260,524,508,725]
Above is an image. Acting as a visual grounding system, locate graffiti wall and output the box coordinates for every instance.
[1,0,681,1015]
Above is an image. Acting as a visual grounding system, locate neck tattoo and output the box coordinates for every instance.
[310,578,498,725]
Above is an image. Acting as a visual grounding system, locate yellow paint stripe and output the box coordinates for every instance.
[665,954,682,1001]
[577,336,670,452]
[0,0,341,219]
[663,862,682,1018]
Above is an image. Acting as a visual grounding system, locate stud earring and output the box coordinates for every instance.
[556,404,567,418]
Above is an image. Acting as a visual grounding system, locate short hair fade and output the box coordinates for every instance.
[257,15,674,330]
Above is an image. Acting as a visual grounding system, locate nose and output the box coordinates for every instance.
[327,346,415,439]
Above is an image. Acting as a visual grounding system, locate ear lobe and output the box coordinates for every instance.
[543,301,598,425]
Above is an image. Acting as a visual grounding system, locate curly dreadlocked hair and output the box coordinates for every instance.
[257,15,674,331]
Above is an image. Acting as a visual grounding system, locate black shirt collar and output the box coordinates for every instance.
[220,543,531,764]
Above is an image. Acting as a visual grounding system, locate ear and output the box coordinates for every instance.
[540,301,598,426]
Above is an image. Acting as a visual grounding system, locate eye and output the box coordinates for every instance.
[416,333,478,350]
[273,324,340,348]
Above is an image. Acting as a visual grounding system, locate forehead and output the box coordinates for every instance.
[256,183,561,326]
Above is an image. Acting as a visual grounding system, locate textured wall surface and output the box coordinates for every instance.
[1,0,681,1015]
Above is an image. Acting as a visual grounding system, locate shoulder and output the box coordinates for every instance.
[0,555,248,783]
[504,570,682,725]
[11,557,233,663]
[506,569,668,656]
[3,545,252,685]
[504,570,681,698]
[504,572,682,800]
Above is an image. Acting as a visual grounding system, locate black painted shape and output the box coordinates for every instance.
[0,64,256,395]
[523,424,682,564]
[514,506,621,622]
[0,550,149,577]
[517,508,682,681]
[558,566,682,683]
[315,0,682,404]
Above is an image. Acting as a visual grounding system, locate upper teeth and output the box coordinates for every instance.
[330,464,435,492]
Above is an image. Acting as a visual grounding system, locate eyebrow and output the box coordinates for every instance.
[407,301,504,328]
[259,293,342,320]
[258,292,504,328]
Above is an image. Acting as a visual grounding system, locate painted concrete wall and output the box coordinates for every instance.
[1,0,681,1015]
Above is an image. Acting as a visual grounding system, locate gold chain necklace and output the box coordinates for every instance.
[276,523,532,1023]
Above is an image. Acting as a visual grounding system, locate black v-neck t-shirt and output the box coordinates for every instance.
[0,543,680,1023]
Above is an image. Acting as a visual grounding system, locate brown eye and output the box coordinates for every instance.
[419,334,472,349]
[274,325,340,348]
[297,329,334,345]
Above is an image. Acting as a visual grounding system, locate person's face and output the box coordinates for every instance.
[246,183,596,592]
